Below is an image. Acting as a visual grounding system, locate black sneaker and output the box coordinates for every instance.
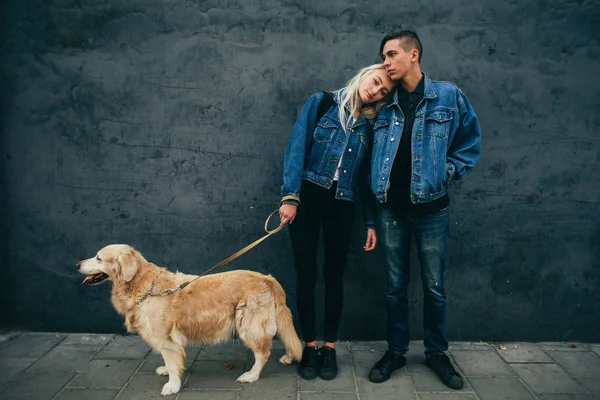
[426,353,464,390]
[368,350,406,383]
[298,346,320,380]
[319,346,338,380]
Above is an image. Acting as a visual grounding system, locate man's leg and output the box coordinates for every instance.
[415,207,449,354]
[369,206,411,383]
[415,207,463,389]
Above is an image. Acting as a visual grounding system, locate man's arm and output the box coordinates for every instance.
[447,91,481,181]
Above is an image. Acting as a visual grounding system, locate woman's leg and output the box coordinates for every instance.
[289,181,325,343]
[319,187,355,380]
[321,188,356,344]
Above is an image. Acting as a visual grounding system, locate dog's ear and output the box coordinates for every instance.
[117,253,139,282]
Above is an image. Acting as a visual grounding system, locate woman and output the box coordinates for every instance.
[279,64,394,380]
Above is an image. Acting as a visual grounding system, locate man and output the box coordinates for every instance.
[368,30,481,390]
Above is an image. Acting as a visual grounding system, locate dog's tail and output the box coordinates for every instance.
[269,276,302,362]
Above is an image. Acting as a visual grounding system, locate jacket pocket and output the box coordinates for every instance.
[313,117,338,143]
[372,118,390,144]
[425,111,453,138]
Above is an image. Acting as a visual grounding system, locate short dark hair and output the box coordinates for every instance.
[379,30,423,63]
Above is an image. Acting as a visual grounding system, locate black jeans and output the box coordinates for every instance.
[289,181,355,343]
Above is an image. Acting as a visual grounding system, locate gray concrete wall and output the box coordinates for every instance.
[1,0,599,341]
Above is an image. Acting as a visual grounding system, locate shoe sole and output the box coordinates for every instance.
[368,364,403,383]
[299,373,318,380]
[445,377,463,390]
[368,375,390,383]
[320,373,337,380]
[425,362,463,390]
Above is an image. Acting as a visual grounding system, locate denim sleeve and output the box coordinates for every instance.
[281,92,323,202]
[357,127,377,229]
[447,91,482,181]
[358,156,377,229]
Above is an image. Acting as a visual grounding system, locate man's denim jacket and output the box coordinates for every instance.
[371,73,481,204]
[281,90,376,227]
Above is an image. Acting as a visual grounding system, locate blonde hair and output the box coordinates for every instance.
[337,64,393,133]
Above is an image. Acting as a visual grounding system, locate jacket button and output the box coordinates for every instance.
[343,170,347,174]
[390,137,395,142]
[381,176,385,181]
[395,121,400,125]
[351,129,355,132]
[348,148,352,152]
[340,192,344,196]
[385,158,390,162]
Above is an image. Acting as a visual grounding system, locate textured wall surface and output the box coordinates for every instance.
[1,0,599,341]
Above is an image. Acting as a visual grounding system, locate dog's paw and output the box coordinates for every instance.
[279,354,293,365]
[156,366,168,376]
[236,371,259,383]
[161,381,181,396]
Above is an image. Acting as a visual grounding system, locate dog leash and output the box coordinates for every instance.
[137,210,284,303]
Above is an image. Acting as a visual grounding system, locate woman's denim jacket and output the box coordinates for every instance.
[281,90,376,227]
[370,73,481,204]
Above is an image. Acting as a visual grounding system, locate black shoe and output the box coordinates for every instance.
[426,353,464,390]
[298,346,320,380]
[368,350,406,383]
[319,346,338,380]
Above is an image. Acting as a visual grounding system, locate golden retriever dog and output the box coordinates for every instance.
[77,244,302,396]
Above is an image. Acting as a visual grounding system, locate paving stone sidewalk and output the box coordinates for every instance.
[0,332,599,399]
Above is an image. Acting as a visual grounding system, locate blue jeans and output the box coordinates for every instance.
[378,205,449,355]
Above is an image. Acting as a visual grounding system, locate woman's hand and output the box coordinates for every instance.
[364,228,377,251]
[279,203,297,226]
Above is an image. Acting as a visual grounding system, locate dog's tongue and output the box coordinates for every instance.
[82,273,103,284]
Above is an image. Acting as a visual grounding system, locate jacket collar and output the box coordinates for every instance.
[388,72,436,107]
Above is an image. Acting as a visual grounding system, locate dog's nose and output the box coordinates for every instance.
[76,261,81,270]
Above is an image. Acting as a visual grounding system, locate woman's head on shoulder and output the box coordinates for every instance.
[354,64,395,105]
[338,64,395,130]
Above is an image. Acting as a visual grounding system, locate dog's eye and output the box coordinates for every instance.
[96,256,102,262]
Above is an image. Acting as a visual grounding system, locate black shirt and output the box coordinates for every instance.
[384,76,449,215]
